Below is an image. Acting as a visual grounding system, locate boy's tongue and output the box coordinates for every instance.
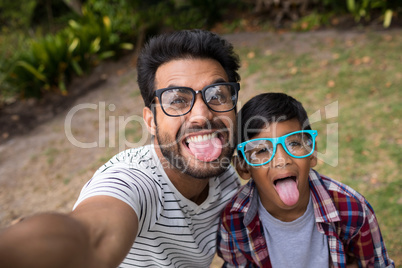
[275,178,299,206]
[187,136,222,162]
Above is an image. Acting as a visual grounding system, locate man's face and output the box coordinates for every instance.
[147,58,237,179]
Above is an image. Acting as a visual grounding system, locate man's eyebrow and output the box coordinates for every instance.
[165,78,228,89]
[165,84,182,88]
[213,78,227,84]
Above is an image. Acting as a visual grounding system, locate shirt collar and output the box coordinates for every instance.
[229,179,259,226]
[230,169,341,227]
[309,169,341,223]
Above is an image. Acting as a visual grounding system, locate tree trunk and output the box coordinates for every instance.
[62,0,83,16]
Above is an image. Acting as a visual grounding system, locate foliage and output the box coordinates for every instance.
[291,12,331,31]
[1,0,402,101]
[322,0,402,28]
[0,32,30,102]
[2,9,133,99]
[0,0,246,101]
[169,0,242,29]
[0,0,36,29]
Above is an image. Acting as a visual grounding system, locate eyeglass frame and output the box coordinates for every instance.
[237,130,318,167]
[152,82,240,117]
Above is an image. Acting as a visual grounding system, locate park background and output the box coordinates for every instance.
[0,0,401,266]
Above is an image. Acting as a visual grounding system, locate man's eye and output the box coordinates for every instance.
[208,94,227,103]
[170,98,187,105]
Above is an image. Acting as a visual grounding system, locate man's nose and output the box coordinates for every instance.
[271,144,292,168]
[188,94,214,124]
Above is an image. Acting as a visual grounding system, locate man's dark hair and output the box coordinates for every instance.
[237,92,311,144]
[137,29,241,108]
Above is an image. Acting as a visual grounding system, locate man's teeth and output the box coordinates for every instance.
[186,133,217,143]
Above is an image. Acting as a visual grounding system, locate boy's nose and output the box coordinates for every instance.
[188,94,214,124]
[271,145,292,168]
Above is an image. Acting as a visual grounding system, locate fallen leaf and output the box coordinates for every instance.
[247,51,255,59]
[264,50,272,56]
[362,56,371,63]
[327,80,335,87]
[290,67,298,75]
[11,115,20,121]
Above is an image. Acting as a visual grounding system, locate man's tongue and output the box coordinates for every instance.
[275,177,299,206]
[187,136,222,162]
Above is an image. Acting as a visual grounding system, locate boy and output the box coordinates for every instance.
[217,93,394,267]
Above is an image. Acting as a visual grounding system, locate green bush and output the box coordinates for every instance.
[2,9,133,99]
[1,0,246,101]
[322,0,402,28]
[0,0,36,30]
[169,0,242,29]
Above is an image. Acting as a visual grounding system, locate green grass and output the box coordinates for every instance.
[235,31,402,265]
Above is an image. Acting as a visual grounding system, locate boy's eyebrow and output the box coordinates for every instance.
[256,129,303,138]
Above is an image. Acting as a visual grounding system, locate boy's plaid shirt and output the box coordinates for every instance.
[217,169,394,267]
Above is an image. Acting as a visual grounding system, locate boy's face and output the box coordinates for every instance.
[236,119,317,222]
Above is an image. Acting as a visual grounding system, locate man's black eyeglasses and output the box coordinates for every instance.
[153,82,240,117]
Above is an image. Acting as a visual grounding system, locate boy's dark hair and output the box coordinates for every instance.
[238,92,311,144]
[137,29,241,108]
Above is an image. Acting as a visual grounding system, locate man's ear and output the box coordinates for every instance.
[232,155,252,180]
[143,107,156,136]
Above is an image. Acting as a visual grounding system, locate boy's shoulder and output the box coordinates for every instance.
[311,171,371,220]
[315,172,366,202]
[221,180,256,223]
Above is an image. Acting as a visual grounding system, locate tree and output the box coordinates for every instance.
[62,0,83,16]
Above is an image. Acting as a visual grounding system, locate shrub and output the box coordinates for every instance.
[2,9,133,99]
[322,0,401,28]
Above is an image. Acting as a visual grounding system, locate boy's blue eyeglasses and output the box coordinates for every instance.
[237,130,318,167]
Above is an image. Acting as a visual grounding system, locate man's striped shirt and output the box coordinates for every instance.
[74,144,240,267]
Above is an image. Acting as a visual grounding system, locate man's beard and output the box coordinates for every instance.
[155,120,236,179]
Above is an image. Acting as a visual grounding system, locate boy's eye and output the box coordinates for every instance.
[287,141,302,148]
[256,147,270,154]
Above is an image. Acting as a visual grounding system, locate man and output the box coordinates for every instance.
[0,29,241,267]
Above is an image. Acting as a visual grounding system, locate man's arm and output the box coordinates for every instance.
[0,196,138,268]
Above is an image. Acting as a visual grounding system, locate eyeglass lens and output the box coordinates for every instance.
[244,132,314,165]
[160,84,236,116]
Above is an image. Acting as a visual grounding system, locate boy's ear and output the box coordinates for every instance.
[233,155,252,180]
[310,142,318,168]
[143,107,156,136]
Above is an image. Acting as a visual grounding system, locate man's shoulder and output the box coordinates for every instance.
[96,145,156,172]
[216,165,240,187]
[113,145,154,164]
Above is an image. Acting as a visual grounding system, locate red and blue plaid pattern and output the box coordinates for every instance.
[217,169,394,267]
